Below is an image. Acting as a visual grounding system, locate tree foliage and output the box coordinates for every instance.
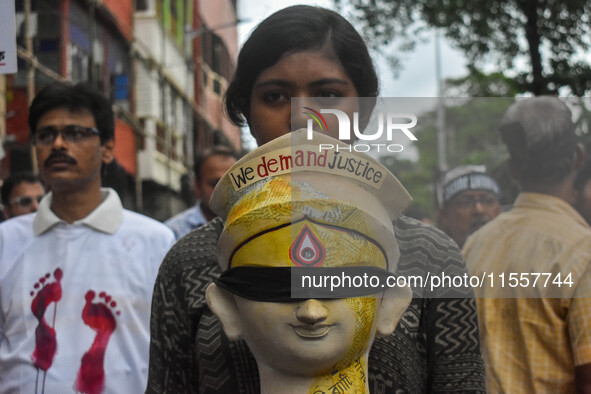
[335,0,591,95]
[380,92,591,219]
[445,66,521,97]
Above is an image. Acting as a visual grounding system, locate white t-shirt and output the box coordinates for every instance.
[0,189,175,393]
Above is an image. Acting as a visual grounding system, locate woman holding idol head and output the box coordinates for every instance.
[147,5,485,393]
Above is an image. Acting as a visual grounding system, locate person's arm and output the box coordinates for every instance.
[424,297,485,392]
[147,219,223,394]
[394,215,486,393]
[147,250,201,393]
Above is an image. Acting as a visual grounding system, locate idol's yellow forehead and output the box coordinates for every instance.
[212,130,412,273]
[230,219,387,270]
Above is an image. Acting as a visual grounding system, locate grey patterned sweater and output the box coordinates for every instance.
[147,215,485,393]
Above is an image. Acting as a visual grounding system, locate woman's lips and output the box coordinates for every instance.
[291,325,332,339]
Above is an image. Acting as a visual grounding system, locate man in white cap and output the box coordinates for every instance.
[438,165,502,248]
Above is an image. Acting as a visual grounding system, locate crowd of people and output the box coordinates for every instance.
[0,4,590,393]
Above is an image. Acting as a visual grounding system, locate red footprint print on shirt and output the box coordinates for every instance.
[75,290,120,394]
[30,268,63,371]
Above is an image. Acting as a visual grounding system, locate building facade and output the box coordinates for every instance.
[1,0,240,220]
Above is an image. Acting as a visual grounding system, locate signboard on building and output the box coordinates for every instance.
[0,0,18,74]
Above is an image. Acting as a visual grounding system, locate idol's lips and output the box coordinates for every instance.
[291,324,332,339]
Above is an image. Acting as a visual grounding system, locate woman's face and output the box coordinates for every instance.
[248,50,360,146]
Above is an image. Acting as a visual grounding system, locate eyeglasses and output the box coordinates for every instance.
[34,125,100,146]
[451,194,498,209]
[10,195,44,208]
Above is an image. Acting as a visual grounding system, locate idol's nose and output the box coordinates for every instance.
[295,299,328,325]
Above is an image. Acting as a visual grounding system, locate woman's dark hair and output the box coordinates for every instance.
[28,82,115,143]
[224,5,378,127]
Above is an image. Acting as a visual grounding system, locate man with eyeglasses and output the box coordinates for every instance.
[1,172,45,219]
[0,82,175,392]
[437,165,502,248]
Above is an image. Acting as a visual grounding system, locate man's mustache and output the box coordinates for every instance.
[44,152,77,167]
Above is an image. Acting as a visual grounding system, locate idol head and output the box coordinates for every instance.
[206,130,412,392]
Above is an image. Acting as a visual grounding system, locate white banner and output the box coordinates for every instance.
[0,0,18,74]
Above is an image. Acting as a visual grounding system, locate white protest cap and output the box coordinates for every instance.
[210,129,412,273]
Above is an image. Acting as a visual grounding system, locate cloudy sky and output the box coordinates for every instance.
[236,0,468,97]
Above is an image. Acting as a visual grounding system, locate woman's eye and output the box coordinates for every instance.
[263,91,288,104]
[317,90,340,98]
[313,90,344,106]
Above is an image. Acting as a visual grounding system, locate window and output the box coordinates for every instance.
[136,0,149,11]
[156,124,166,154]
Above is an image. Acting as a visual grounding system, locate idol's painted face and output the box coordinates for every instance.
[248,50,360,146]
[233,296,377,376]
